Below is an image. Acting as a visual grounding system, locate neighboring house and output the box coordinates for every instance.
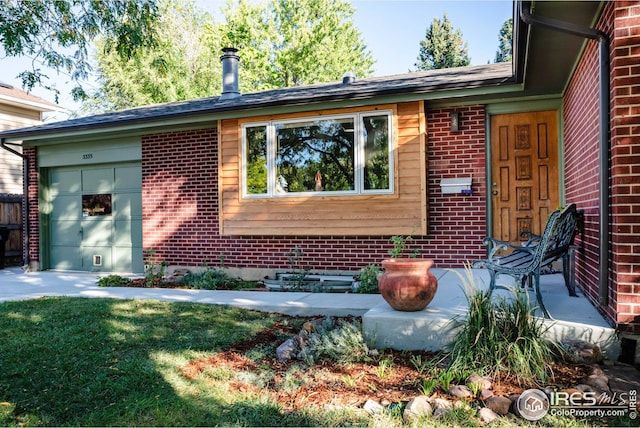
[0,82,65,265]
[0,82,64,194]
[0,0,638,346]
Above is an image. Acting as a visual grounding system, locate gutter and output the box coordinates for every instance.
[1,138,30,268]
[518,1,610,305]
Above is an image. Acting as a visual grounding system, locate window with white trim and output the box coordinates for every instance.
[242,111,393,197]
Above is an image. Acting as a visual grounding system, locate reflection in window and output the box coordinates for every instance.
[242,111,393,197]
[245,125,268,195]
[82,194,112,216]
[275,117,355,192]
[363,115,390,190]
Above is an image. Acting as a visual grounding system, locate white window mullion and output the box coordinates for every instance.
[355,114,364,193]
[267,123,275,196]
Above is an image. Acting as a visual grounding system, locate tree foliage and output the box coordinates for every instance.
[414,13,470,71]
[91,0,375,111]
[494,18,513,63]
[0,0,158,102]
[86,0,219,112]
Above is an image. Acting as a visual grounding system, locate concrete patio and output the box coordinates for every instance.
[363,268,620,361]
[0,266,619,360]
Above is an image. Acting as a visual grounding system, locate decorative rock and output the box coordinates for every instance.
[582,374,611,395]
[575,383,595,393]
[276,337,301,362]
[432,397,453,410]
[403,395,432,421]
[301,318,325,334]
[480,389,494,400]
[433,406,452,418]
[560,339,603,364]
[485,395,512,416]
[431,397,453,418]
[449,384,473,398]
[467,374,493,390]
[363,399,384,415]
[479,407,499,424]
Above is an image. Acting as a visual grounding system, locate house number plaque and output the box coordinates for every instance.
[82,153,93,160]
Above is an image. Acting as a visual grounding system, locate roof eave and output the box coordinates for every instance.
[3,74,515,143]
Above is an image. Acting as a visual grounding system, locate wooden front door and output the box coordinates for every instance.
[490,110,560,243]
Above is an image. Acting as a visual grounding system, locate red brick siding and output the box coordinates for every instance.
[563,16,607,317]
[141,106,487,271]
[24,146,40,266]
[611,1,640,332]
[564,1,640,332]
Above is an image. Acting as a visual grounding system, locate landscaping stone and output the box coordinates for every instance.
[432,397,453,410]
[363,399,384,415]
[276,336,301,362]
[163,268,191,284]
[560,339,603,364]
[403,395,432,422]
[582,373,611,395]
[480,389,494,400]
[467,374,493,390]
[432,397,453,417]
[449,384,473,398]
[479,407,499,424]
[485,395,512,415]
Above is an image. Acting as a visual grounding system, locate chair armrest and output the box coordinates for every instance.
[481,237,535,260]
[520,231,542,247]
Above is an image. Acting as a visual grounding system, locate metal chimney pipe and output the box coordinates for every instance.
[220,47,240,100]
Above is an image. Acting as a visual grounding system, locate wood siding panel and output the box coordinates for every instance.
[219,102,427,236]
[0,104,41,194]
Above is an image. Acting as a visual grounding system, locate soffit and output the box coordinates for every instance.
[519,0,603,95]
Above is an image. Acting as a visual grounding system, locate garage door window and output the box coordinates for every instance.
[82,194,112,216]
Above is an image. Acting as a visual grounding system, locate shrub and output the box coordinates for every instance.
[447,267,556,386]
[97,275,133,287]
[181,266,247,290]
[355,264,380,294]
[300,319,372,365]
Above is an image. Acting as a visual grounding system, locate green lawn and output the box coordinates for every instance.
[0,297,363,426]
[0,297,627,427]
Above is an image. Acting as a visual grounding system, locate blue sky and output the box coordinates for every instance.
[1,0,512,118]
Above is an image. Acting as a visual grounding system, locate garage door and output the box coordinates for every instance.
[48,164,143,273]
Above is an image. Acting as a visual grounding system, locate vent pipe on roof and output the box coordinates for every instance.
[220,47,240,100]
[518,1,610,306]
[342,72,356,85]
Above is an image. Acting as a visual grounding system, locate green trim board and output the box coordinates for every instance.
[38,138,141,167]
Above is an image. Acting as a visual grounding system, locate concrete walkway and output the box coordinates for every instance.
[0,266,620,359]
[0,267,382,316]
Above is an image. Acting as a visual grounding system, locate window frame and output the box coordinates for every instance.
[241,110,394,198]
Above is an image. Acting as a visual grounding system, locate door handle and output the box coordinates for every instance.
[491,182,498,195]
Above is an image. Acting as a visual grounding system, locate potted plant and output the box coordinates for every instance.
[378,235,438,311]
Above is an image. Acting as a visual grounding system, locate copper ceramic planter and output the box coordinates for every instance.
[378,258,438,311]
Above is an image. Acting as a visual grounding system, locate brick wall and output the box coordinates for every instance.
[564,1,640,332]
[610,1,640,332]
[24,146,39,268]
[141,105,487,272]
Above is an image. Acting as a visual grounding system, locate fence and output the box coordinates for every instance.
[0,194,23,267]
